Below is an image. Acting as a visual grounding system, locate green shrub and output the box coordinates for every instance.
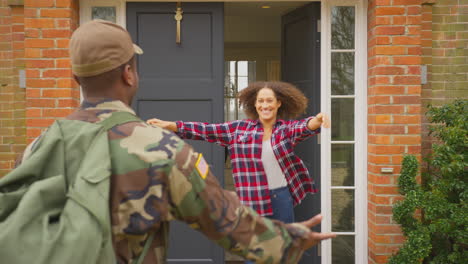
[389,100,467,264]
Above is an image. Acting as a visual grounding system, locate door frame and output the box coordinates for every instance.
[79,1,368,263]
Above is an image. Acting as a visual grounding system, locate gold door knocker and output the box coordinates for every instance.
[175,2,183,44]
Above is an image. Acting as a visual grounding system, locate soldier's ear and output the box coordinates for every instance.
[122,64,136,87]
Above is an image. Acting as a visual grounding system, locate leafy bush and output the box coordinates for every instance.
[389,100,467,264]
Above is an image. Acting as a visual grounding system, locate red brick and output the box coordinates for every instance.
[56,0,73,8]
[375,16,391,25]
[375,46,406,55]
[393,56,421,65]
[393,36,421,45]
[393,76,420,85]
[393,135,421,145]
[42,29,72,38]
[57,39,69,48]
[392,16,407,25]
[26,88,41,98]
[25,39,54,48]
[42,89,73,98]
[407,66,421,75]
[25,0,54,7]
[407,6,421,15]
[43,69,72,78]
[25,69,40,78]
[375,36,391,45]
[373,105,405,114]
[407,16,422,25]
[24,49,41,58]
[369,135,391,144]
[369,125,405,135]
[26,109,42,118]
[408,46,422,55]
[369,144,405,154]
[27,99,55,108]
[56,19,71,28]
[393,0,421,4]
[43,108,75,118]
[25,29,39,38]
[408,26,421,35]
[375,7,405,16]
[57,78,77,88]
[393,96,421,104]
[408,125,421,134]
[408,105,421,114]
[393,115,420,124]
[375,115,391,124]
[26,128,42,138]
[375,26,405,35]
[369,154,391,164]
[369,96,391,104]
[408,146,421,154]
[26,59,55,69]
[26,79,55,88]
[56,59,71,68]
[26,118,55,128]
[25,18,55,29]
[372,66,405,75]
[40,9,72,18]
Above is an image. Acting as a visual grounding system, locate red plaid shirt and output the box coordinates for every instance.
[176,117,320,216]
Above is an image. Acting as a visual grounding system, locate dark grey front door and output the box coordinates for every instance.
[127,2,224,263]
[282,2,321,264]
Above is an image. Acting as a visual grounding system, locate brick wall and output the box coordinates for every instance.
[367,0,423,263]
[422,0,468,156]
[24,0,80,143]
[0,0,25,177]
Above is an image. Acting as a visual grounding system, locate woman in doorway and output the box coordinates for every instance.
[147,81,330,225]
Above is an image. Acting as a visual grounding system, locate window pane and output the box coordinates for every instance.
[331,52,354,95]
[332,189,355,232]
[237,77,248,91]
[332,144,354,186]
[92,7,116,23]
[331,98,354,141]
[238,61,248,76]
[332,6,355,49]
[332,235,355,264]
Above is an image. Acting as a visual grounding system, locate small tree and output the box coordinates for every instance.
[389,100,467,264]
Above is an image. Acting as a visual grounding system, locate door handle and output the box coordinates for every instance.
[174,2,183,44]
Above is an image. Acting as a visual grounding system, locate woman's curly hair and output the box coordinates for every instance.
[238,81,308,120]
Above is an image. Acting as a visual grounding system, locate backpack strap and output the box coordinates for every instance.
[99,111,142,130]
[99,111,156,263]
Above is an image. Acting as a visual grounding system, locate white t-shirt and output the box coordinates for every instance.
[261,140,287,190]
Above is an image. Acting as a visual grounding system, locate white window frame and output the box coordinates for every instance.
[80,0,126,28]
[321,0,367,263]
[79,1,369,263]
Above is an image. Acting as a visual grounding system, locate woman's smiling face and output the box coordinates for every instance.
[255,87,281,123]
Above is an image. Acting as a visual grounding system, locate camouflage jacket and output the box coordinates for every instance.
[17,98,312,264]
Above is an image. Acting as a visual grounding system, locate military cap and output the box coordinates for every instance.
[70,20,143,77]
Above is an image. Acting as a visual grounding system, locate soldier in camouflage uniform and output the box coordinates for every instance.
[17,20,335,263]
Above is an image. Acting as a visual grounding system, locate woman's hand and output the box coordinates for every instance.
[146,118,178,132]
[315,113,330,128]
[307,113,331,130]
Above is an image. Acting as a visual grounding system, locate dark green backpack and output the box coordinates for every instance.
[0,111,147,264]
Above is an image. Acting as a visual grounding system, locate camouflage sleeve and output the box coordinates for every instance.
[168,140,311,263]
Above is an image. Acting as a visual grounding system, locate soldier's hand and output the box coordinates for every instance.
[147,118,178,132]
[299,214,336,251]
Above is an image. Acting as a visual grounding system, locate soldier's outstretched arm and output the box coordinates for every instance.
[168,139,335,263]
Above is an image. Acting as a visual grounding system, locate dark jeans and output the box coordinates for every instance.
[245,186,294,263]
